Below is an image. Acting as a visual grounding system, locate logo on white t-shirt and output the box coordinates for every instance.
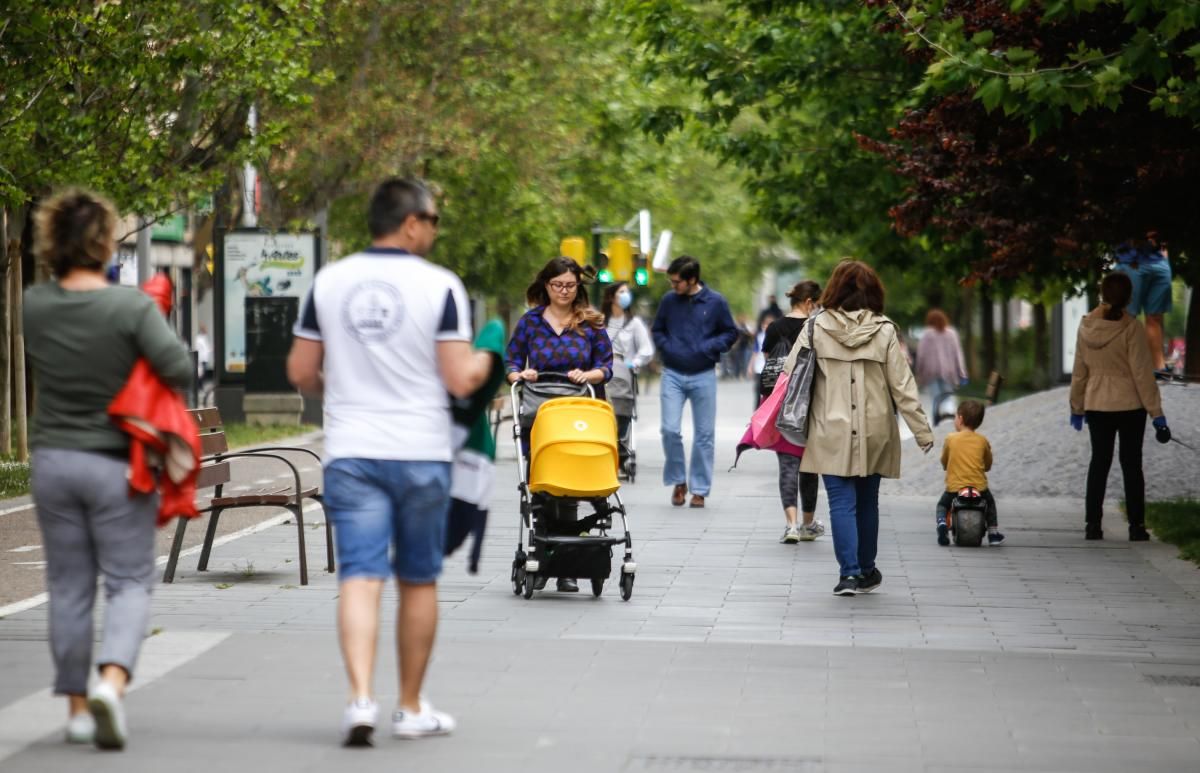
[341,280,404,344]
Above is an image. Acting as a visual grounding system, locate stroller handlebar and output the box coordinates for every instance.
[509,372,596,399]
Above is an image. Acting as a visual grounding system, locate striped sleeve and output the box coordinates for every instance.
[435,277,472,342]
[293,287,322,341]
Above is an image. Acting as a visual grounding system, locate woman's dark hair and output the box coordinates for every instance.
[33,188,119,278]
[818,259,885,313]
[925,308,950,332]
[525,256,604,330]
[601,282,631,325]
[1100,272,1133,321]
[785,280,820,307]
[666,255,700,282]
[367,178,434,238]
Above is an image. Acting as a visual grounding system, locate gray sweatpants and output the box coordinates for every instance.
[32,448,158,695]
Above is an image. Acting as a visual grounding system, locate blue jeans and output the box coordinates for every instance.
[660,367,717,496]
[1114,259,1172,316]
[323,458,451,583]
[822,474,882,578]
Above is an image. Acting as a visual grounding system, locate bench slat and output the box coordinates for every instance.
[200,432,229,456]
[189,407,222,432]
[196,461,231,489]
[212,486,317,508]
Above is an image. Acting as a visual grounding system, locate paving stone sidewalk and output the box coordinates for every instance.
[1,381,1198,772]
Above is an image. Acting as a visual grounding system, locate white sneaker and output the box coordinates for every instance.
[799,521,826,541]
[392,699,456,739]
[65,713,95,744]
[87,680,127,750]
[780,526,801,544]
[342,697,378,747]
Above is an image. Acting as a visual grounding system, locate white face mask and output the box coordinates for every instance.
[617,290,633,309]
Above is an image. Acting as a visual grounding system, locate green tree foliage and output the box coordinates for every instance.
[0,0,324,217]
[265,0,775,310]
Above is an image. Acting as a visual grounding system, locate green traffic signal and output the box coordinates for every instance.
[598,269,614,283]
[634,267,649,286]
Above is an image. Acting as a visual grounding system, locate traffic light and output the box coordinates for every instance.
[560,236,586,264]
[607,237,633,282]
[596,252,612,284]
[633,253,649,286]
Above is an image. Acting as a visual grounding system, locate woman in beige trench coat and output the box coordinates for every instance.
[785,260,934,596]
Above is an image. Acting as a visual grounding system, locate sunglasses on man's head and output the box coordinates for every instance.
[415,212,440,227]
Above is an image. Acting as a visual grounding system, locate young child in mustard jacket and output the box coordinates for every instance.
[937,400,1005,546]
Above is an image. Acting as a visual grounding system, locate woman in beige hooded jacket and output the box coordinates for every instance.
[786,260,934,596]
[1069,272,1167,541]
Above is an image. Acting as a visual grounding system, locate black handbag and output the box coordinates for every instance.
[775,311,823,446]
[518,379,589,432]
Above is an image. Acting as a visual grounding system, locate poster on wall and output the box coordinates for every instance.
[221,230,317,375]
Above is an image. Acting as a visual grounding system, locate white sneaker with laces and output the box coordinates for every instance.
[393,699,456,739]
[799,521,826,541]
[780,526,801,544]
[342,697,378,747]
[66,713,95,744]
[87,680,127,750]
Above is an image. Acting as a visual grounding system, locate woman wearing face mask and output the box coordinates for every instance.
[602,282,655,451]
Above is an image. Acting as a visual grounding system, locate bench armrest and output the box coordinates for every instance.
[205,452,304,498]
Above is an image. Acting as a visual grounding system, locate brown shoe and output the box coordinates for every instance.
[689,494,705,508]
[671,484,687,507]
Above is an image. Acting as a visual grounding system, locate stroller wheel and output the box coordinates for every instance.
[619,572,634,601]
[522,570,537,599]
[590,578,604,597]
[628,460,636,483]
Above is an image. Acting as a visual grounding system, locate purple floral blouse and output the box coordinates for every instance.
[505,306,613,382]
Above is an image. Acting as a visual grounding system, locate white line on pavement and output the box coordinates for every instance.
[7,545,41,553]
[0,630,230,764]
[13,562,46,568]
[0,502,324,619]
[0,503,33,519]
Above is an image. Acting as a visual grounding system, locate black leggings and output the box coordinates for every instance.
[1085,409,1146,528]
[776,453,819,512]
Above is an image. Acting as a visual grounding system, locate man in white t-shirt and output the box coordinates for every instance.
[287,179,491,747]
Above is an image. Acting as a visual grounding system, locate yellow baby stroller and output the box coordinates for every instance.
[509,374,636,600]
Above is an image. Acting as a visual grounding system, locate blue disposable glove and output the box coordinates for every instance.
[1153,415,1171,444]
[959,376,970,387]
[1070,414,1085,432]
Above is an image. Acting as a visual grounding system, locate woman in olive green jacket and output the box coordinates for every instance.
[786,260,933,596]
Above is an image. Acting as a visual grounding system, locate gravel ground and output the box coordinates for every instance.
[882,382,1200,501]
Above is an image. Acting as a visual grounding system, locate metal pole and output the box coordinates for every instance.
[242,105,258,228]
[136,217,153,284]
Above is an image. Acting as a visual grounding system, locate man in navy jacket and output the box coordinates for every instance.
[652,256,739,508]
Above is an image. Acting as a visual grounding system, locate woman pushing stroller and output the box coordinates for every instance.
[506,257,613,592]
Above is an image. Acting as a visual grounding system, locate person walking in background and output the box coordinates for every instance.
[915,308,968,422]
[653,255,739,508]
[24,189,193,749]
[1069,272,1167,541]
[603,281,655,463]
[288,179,493,745]
[787,260,933,596]
[761,281,825,544]
[1112,234,1173,378]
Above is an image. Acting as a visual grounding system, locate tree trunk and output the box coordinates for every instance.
[1186,282,1199,381]
[958,284,976,380]
[998,291,1010,376]
[0,207,9,456]
[1032,301,1050,390]
[980,284,995,376]
[13,249,28,462]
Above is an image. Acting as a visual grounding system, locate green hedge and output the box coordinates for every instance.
[0,460,31,499]
[1145,499,1200,565]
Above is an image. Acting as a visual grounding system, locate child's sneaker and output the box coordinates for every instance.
[780,526,800,544]
[937,523,950,546]
[799,521,825,541]
[987,532,1006,545]
[393,699,456,739]
[342,697,378,747]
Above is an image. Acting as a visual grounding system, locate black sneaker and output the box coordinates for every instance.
[987,532,1006,545]
[858,568,882,593]
[1129,525,1150,541]
[833,576,860,596]
[1085,525,1103,540]
[937,523,950,546]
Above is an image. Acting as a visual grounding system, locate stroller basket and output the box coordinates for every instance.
[529,397,619,498]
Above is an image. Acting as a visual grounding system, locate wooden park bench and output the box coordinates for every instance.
[162,408,332,585]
